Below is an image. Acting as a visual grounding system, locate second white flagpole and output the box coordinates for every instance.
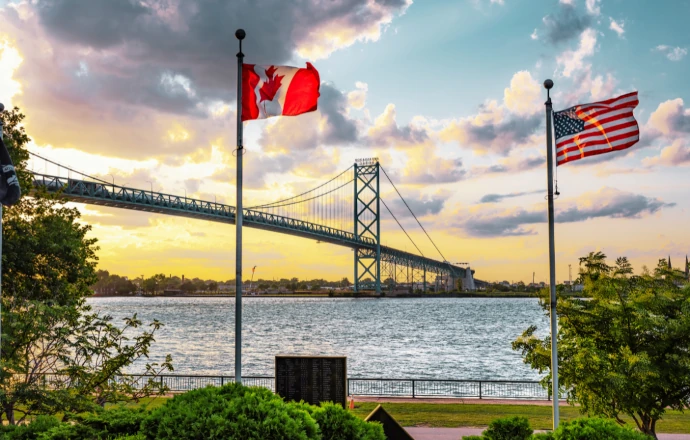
[544,78,560,430]
[235,28,245,385]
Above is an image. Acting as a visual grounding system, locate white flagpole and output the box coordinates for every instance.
[544,79,560,429]
[235,29,245,385]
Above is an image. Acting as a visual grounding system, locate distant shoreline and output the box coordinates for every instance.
[91,292,540,299]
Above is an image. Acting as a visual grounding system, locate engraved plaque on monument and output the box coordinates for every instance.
[275,355,347,407]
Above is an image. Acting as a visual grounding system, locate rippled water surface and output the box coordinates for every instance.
[88,297,549,380]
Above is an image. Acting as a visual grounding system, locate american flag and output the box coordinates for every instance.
[554,91,639,166]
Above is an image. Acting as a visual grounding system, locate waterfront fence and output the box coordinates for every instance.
[120,375,550,400]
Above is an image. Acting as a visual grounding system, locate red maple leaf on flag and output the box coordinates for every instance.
[259,66,284,103]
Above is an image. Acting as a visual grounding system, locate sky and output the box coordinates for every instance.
[0,0,689,284]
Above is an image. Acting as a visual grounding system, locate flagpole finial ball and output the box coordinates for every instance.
[235,29,246,40]
[544,79,554,90]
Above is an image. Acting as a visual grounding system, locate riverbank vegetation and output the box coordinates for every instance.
[0,108,173,426]
[513,252,690,438]
[0,384,385,440]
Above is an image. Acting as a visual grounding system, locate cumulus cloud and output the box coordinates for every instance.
[557,28,597,77]
[654,45,688,61]
[388,190,450,218]
[503,71,542,116]
[478,190,542,204]
[542,4,592,45]
[609,18,625,37]
[441,71,543,155]
[441,104,541,156]
[347,82,368,110]
[398,148,467,185]
[259,83,359,151]
[647,98,690,138]
[557,66,618,107]
[1,0,409,160]
[643,139,690,167]
[459,188,675,237]
[368,104,428,147]
[640,99,690,167]
[585,0,601,16]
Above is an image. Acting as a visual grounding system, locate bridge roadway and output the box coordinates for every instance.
[32,173,470,280]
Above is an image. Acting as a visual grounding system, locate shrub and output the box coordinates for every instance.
[0,416,61,440]
[310,402,384,440]
[531,434,554,440]
[461,436,485,440]
[140,383,320,440]
[552,418,650,440]
[483,416,533,440]
[36,423,97,440]
[78,405,149,437]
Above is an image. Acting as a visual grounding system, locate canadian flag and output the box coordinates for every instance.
[241,63,320,121]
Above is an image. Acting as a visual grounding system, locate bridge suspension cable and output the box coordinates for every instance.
[380,165,449,264]
[247,165,353,209]
[380,197,424,257]
[247,165,355,234]
[27,151,111,184]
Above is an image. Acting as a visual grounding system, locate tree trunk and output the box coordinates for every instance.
[6,403,15,425]
[639,414,658,440]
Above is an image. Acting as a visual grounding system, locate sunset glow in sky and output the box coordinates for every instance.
[1,0,688,283]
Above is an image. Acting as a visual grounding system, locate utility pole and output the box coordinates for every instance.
[568,264,572,291]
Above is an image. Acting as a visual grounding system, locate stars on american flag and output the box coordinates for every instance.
[554,107,586,140]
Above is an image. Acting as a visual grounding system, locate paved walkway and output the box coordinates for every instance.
[404,427,690,440]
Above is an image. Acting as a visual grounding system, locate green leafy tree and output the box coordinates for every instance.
[513,252,690,439]
[0,107,172,425]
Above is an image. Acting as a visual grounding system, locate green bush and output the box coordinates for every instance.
[1,386,385,440]
[483,416,533,440]
[461,436,485,440]
[78,405,149,438]
[36,423,97,440]
[310,402,384,440]
[0,416,61,440]
[552,418,649,440]
[140,383,320,440]
[531,434,554,440]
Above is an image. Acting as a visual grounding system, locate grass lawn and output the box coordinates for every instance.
[349,402,690,434]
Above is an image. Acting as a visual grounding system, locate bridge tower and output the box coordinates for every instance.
[354,158,381,293]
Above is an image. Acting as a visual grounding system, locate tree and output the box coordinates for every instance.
[0,107,172,425]
[513,252,690,439]
[578,250,610,281]
[207,281,218,292]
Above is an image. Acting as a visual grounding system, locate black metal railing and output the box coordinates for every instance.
[347,378,549,399]
[116,375,548,399]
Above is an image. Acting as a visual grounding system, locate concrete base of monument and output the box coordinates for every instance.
[365,404,414,440]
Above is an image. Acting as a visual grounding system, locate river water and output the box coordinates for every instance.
[87,297,549,380]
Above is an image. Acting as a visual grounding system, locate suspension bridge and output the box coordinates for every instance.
[28,154,476,293]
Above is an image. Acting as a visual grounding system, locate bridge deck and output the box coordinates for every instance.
[32,174,468,277]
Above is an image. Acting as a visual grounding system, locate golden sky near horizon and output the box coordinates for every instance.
[1,0,689,284]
